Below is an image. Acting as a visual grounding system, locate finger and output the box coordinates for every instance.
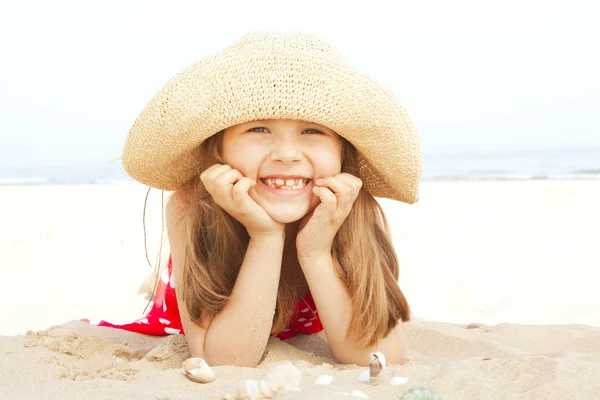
[312,186,337,214]
[315,175,352,206]
[200,163,229,186]
[213,169,244,201]
[203,163,225,174]
[202,163,227,176]
[215,167,243,186]
[335,173,363,199]
[232,177,256,205]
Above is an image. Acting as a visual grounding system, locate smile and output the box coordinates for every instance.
[258,177,312,195]
[261,178,309,190]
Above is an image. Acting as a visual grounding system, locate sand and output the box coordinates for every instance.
[1,180,599,399]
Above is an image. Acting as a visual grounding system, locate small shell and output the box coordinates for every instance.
[333,392,369,399]
[182,357,215,383]
[224,379,284,400]
[357,370,370,382]
[390,376,409,386]
[224,363,302,399]
[369,352,385,385]
[314,374,334,385]
[370,351,386,369]
[224,379,262,400]
[349,390,369,398]
[264,362,302,390]
[400,386,442,400]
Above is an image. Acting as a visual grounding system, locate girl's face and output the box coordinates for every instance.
[222,119,343,224]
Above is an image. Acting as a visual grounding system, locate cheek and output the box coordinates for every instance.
[222,143,262,176]
[312,146,343,175]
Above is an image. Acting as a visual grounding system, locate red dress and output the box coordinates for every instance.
[83,256,323,340]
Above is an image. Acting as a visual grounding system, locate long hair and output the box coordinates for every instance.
[173,130,410,347]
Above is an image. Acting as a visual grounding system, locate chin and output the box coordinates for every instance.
[264,203,311,224]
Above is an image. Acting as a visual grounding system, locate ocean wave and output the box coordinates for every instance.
[423,173,600,181]
[574,168,600,175]
[0,177,51,185]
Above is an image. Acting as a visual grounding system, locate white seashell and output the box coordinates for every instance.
[182,357,215,383]
[264,362,302,391]
[369,352,385,386]
[223,379,283,400]
[224,363,302,399]
[314,374,333,385]
[332,389,369,398]
[399,386,441,399]
[370,351,386,369]
[357,370,370,382]
[390,376,409,386]
[350,390,369,398]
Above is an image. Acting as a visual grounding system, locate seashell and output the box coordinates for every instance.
[357,369,370,382]
[263,362,302,390]
[182,357,215,383]
[224,379,283,400]
[368,351,386,385]
[332,390,369,399]
[400,386,442,400]
[224,362,302,399]
[314,374,333,385]
[370,351,386,369]
[349,390,369,398]
[390,376,409,386]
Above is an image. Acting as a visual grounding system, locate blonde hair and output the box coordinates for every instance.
[161,130,410,347]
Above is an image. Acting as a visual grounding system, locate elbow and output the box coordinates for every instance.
[207,355,261,368]
[200,347,262,368]
[204,356,261,368]
[188,332,264,367]
[331,332,407,367]
[386,350,407,365]
[330,345,370,367]
[334,348,406,368]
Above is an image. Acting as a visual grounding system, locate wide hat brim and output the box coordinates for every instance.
[121,32,423,204]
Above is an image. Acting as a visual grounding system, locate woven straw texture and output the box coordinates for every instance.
[122,31,422,203]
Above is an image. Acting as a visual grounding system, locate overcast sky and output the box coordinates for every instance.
[0,0,598,167]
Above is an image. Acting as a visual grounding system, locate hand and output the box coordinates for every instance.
[200,164,285,238]
[296,173,363,260]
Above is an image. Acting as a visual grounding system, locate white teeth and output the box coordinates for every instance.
[263,178,309,190]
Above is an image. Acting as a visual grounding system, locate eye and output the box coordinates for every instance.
[248,127,269,133]
[304,129,325,135]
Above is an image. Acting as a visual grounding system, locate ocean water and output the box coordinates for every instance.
[0,148,599,186]
[422,147,600,180]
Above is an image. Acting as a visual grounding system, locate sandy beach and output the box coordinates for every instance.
[1,180,599,399]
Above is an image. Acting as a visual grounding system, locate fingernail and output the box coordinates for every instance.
[316,178,323,184]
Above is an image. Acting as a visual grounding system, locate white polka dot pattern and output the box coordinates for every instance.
[82,255,323,339]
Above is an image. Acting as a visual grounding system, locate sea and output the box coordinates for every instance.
[0,147,599,186]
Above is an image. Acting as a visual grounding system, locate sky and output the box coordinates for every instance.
[0,0,598,167]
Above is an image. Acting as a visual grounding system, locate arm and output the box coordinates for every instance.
[299,254,406,367]
[167,191,285,367]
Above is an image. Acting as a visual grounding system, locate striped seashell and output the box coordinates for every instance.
[182,357,215,383]
[400,386,442,400]
[223,362,302,399]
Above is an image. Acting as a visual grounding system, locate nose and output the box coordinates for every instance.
[271,138,302,164]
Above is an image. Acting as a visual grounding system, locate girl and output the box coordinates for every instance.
[86,31,422,368]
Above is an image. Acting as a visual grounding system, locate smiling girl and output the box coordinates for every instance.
[86,32,423,368]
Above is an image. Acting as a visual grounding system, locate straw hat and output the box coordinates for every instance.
[121,31,423,203]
